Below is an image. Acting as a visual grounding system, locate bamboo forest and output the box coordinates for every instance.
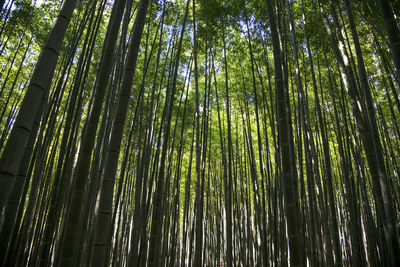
[1,0,400,266]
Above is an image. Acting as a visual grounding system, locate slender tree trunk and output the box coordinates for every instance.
[192,0,203,266]
[265,0,302,265]
[221,24,234,267]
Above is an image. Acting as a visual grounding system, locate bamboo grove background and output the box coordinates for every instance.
[0,0,399,266]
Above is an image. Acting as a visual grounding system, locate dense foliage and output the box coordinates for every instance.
[0,0,399,266]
